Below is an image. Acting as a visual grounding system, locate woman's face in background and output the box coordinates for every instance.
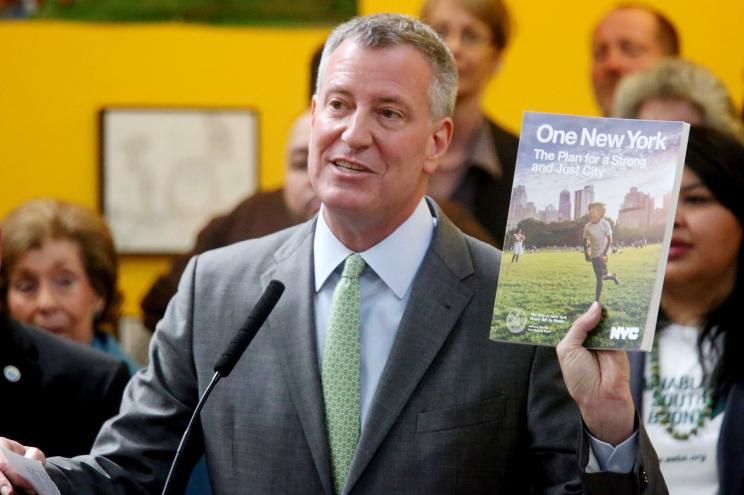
[7,237,103,344]
[423,0,502,101]
[666,167,742,297]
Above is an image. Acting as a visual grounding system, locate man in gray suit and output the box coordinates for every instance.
[0,13,664,494]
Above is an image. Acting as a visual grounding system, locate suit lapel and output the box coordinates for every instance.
[344,212,476,492]
[262,221,334,495]
[628,351,645,411]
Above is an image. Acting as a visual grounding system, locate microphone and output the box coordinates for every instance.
[213,280,285,376]
[161,280,285,495]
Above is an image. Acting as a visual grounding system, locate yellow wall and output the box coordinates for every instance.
[1,0,742,316]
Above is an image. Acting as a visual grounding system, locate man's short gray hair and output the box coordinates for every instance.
[613,58,744,144]
[316,13,458,120]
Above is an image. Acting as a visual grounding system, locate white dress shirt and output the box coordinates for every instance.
[314,198,434,428]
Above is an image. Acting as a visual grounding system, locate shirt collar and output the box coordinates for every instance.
[468,120,501,178]
[314,198,435,298]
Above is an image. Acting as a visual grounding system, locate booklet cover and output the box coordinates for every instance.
[490,112,689,351]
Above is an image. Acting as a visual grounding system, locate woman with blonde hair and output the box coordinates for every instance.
[1,198,138,374]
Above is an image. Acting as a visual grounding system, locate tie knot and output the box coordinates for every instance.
[341,254,365,280]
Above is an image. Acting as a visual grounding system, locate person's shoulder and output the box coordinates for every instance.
[194,218,314,272]
[436,197,498,246]
[435,220,502,298]
[448,219,503,273]
[197,188,292,245]
[463,232,501,259]
[229,188,287,214]
[11,318,128,377]
[431,198,500,257]
[92,331,140,375]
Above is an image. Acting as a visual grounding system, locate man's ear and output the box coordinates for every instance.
[423,117,454,175]
[311,95,318,124]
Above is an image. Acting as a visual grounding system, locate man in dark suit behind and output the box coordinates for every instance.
[0,13,665,494]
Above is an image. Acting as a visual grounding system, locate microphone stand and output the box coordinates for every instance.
[161,370,222,495]
[159,279,284,495]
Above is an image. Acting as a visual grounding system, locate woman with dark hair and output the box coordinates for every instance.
[1,199,139,374]
[630,126,744,494]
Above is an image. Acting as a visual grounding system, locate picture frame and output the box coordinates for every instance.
[31,0,356,24]
[100,107,258,254]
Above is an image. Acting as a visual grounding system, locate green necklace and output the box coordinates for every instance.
[649,345,714,441]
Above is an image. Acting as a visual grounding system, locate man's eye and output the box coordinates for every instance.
[381,108,402,119]
[291,159,308,170]
[620,41,645,57]
[592,45,607,62]
[329,99,344,110]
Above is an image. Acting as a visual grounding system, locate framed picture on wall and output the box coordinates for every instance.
[32,0,356,24]
[100,107,258,255]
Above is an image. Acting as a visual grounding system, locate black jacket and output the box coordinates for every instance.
[453,119,519,247]
[0,313,130,456]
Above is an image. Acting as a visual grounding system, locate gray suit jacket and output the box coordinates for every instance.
[47,202,665,494]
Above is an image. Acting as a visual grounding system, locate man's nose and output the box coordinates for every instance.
[341,111,373,150]
[600,46,628,75]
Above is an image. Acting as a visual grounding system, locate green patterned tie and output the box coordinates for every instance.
[322,253,365,494]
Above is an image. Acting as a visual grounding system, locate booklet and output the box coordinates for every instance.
[490,112,689,351]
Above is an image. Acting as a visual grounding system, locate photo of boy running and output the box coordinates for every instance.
[583,202,619,301]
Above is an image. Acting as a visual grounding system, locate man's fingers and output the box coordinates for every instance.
[0,439,24,455]
[0,438,44,493]
[0,465,23,495]
[24,451,44,469]
[1,438,45,464]
[558,301,602,353]
[0,471,13,495]
[22,448,44,465]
